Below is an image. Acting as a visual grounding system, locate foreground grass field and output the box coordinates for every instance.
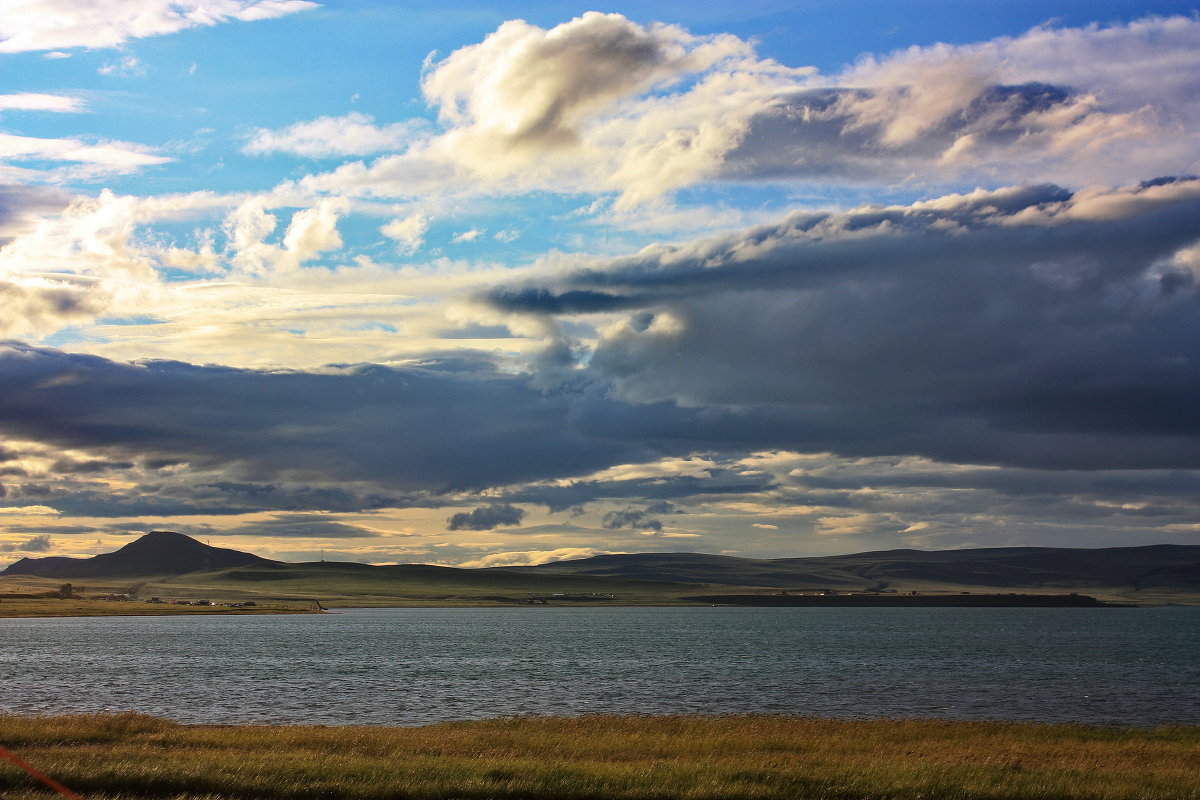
[0,714,1196,800]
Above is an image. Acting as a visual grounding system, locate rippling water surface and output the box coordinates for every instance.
[1,606,1196,726]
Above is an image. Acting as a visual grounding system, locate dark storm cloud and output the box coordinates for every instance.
[488,184,1077,311]
[179,482,401,514]
[143,457,187,469]
[744,454,1200,549]
[0,346,653,494]
[495,523,593,536]
[807,467,1200,526]
[484,287,650,314]
[12,491,260,518]
[87,515,383,540]
[601,506,662,532]
[0,534,52,553]
[489,179,1200,471]
[505,472,770,512]
[50,457,135,474]
[789,464,1200,498]
[3,524,96,534]
[0,476,277,517]
[447,503,526,531]
[213,514,383,539]
[5,469,440,518]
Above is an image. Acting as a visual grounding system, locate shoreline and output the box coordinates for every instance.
[682,592,1135,607]
[2,587,1174,617]
[0,595,1163,618]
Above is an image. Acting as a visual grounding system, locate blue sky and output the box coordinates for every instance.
[2,0,1200,567]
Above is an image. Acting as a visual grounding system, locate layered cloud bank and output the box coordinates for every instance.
[3,179,1198,495]
[1,7,1199,562]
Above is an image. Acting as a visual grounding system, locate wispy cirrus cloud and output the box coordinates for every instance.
[243,113,427,158]
[0,133,170,172]
[0,93,85,113]
[0,0,318,53]
[213,513,385,539]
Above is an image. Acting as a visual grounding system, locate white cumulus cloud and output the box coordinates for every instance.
[303,11,795,207]
[450,228,483,243]
[0,133,170,170]
[223,196,348,275]
[380,212,429,254]
[300,14,1200,208]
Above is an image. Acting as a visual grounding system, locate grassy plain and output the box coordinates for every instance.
[0,597,311,618]
[0,713,1195,800]
[0,575,319,617]
[1,563,715,610]
[4,556,1195,613]
[170,561,723,607]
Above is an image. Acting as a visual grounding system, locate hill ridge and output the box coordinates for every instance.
[1,531,276,579]
[504,544,1200,593]
[2,535,1197,600]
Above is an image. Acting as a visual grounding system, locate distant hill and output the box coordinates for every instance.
[494,552,850,587]
[505,544,1200,594]
[0,531,275,578]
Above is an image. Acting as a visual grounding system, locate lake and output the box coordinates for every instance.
[1,606,1196,726]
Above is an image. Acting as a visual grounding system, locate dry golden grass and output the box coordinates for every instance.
[1,713,1195,800]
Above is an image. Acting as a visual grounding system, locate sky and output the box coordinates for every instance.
[1,0,1200,568]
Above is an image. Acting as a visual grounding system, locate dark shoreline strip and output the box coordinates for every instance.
[682,593,1127,607]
